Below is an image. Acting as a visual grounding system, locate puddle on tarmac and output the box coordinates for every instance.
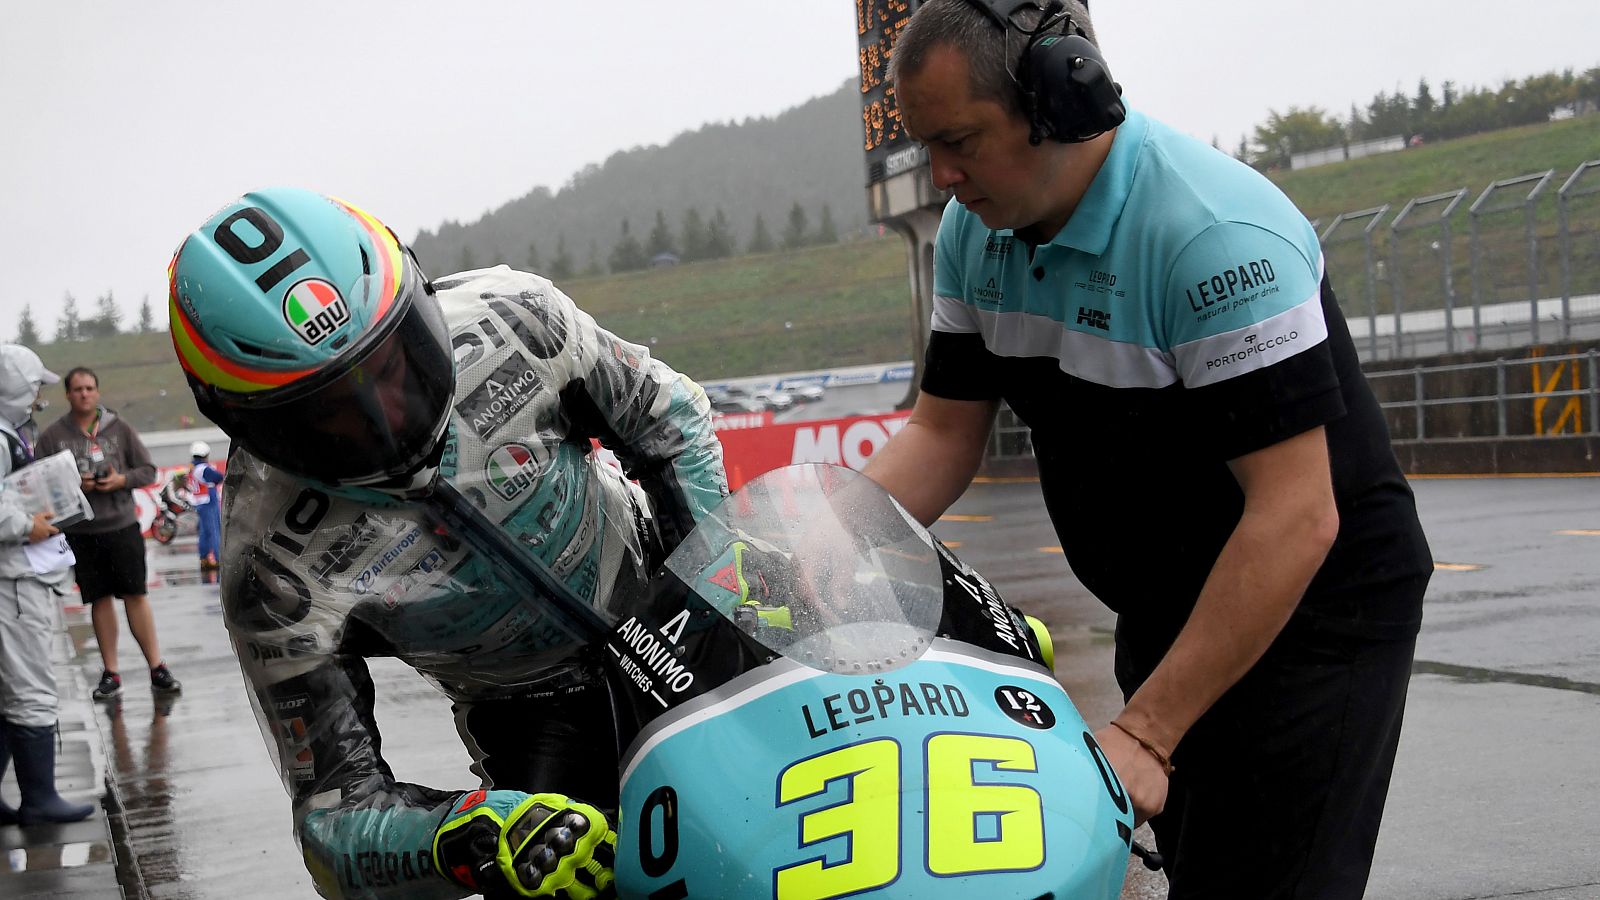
[5,841,114,871]
[1412,659,1600,695]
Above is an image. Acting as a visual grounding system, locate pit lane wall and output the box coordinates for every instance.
[1363,338,1600,475]
[699,361,917,395]
[705,362,918,489]
[716,409,911,490]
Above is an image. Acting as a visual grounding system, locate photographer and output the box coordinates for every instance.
[36,367,180,700]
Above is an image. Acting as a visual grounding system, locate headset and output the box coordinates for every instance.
[960,0,1126,145]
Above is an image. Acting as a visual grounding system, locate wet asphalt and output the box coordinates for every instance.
[3,472,1596,899]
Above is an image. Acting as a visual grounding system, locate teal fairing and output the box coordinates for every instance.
[607,465,1131,899]
[218,266,726,900]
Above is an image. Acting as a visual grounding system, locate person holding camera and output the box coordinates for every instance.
[36,367,181,701]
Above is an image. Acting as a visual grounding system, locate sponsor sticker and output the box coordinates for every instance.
[283,278,351,346]
[485,443,541,501]
[994,686,1056,729]
[454,355,543,441]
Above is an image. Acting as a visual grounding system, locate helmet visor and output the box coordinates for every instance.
[215,283,454,484]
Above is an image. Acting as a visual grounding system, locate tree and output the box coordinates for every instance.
[706,208,735,260]
[782,202,810,250]
[1517,72,1575,123]
[1234,135,1249,163]
[17,305,39,346]
[646,210,677,258]
[747,214,774,254]
[583,239,605,277]
[815,204,838,245]
[55,293,80,343]
[137,295,154,333]
[1579,67,1600,109]
[526,241,542,272]
[548,234,574,281]
[1249,106,1343,169]
[608,218,647,273]
[1414,78,1437,129]
[679,207,710,262]
[457,244,477,273]
[77,290,122,339]
[1364,89,1411,139]
[1346,103,1367,141]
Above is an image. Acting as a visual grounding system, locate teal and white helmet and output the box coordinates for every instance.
[169,188,453,490]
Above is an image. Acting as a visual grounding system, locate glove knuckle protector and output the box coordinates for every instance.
[434,790,617,899]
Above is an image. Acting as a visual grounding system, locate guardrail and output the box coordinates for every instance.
[1367,348,1599,441]
[1319,157,1600,362]
[985,348,1600,464]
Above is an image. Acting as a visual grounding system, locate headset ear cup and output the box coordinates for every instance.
[1025,32,1125,143]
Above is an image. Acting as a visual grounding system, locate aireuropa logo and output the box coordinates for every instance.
[485,443,541,500]
[282,278,351,346]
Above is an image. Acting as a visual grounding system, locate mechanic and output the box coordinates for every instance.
[861,3,1433,897]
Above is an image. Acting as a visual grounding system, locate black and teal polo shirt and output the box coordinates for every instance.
[923,106,1431,638]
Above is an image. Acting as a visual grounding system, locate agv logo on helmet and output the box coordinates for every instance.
[283,278,351,346]
[961,0,1126,145]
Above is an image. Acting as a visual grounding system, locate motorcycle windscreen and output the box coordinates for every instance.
[617,465,1133,899]
[662,463,944,675]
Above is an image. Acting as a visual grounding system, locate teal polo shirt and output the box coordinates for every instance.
[928,106,1329,394]
[921,106,1430,635]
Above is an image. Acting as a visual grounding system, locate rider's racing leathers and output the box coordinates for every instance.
[218,267,727,899]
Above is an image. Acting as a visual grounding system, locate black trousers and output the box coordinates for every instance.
[454,677,621,809]
[1116,599,1421,899]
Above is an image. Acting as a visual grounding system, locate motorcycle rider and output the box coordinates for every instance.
[157,470,192,515]
[168,188,727,899]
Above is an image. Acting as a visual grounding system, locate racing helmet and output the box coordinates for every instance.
[169,188,453,489]
[189,440,210,459]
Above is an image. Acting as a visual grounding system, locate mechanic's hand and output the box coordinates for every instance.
[94,466,126,492]
[1093,722,1170,826]
[433,790,616,899]
[27,512,57,543]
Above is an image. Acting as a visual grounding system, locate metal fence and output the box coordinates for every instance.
[1367,348,1599,441]
[981,158,1600,464]
[1324,158,1600,362]
[986,348,1600,462]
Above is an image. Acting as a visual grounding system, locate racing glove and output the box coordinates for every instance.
[432,790,616,899]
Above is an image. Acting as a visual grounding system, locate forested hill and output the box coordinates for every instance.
[410,79,869,277]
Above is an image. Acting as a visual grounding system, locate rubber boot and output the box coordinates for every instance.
[0,717,17,825]
[7,721,95,826]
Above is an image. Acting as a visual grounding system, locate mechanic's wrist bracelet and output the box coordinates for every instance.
[1110,720,1175,776]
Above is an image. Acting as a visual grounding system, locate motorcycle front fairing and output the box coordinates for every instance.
[603,465,1132,899]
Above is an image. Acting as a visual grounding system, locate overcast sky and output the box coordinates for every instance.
[2,0,1594,338]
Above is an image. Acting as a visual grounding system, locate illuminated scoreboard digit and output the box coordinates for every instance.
[858,0,927,186]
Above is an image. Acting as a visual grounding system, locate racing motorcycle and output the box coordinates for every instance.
[151,497,193,545]
[597,463,1136,899]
